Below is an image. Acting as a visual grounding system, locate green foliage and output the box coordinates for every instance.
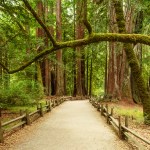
[0,79,44,106]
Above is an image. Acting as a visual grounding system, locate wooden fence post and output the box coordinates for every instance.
[47,101,51,112]
[111,108,114,116]
[118,116,122,138]
[57,99,60,105]
[118,116,125,139]
[0,117,4,143]
[37,103,39,110]
[26,109,31,125]
[97,103,99,111]
[0,108,2,117]
[45,101,48,112]
[125,116,128,141]
[101,104,103,116]
[20,110,23,116]
[53,100,55,107]
[20,110,25,127]
[106,104,109,124]
[40,103,44,117]
[125,116,128,128]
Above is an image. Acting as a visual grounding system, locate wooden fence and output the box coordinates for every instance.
[90,98,150,149]
[0,97,66,143]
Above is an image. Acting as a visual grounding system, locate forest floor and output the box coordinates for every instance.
[103,100,150,149]
[0,100,131,150]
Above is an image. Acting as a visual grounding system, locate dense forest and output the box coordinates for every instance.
[0,0,150,124]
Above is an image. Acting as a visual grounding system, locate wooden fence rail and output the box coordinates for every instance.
[0,97,66,143]
[89,98,150,149]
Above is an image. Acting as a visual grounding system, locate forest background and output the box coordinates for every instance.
[0,0,150,123]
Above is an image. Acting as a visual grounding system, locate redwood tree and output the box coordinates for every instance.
[56,0,64,96]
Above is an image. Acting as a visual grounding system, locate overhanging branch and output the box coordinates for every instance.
[22,0,57,47]
[83,0,93,35]
[83,19,93,35]
[0,33,150,74]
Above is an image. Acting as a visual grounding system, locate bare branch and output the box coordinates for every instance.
[22,0,57,47]
[0,33,150,74]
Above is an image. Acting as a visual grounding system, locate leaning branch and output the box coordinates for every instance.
[83,0,93,35]
[0,47,58,74]
[22,0,57,47]
[0,33,150,74]
[83,20,93,35]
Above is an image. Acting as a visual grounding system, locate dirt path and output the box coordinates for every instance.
[10,100,130,150]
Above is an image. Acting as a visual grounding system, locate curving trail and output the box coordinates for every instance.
[12,100,130,150]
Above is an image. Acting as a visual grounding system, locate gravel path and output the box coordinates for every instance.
[11,100,130,150]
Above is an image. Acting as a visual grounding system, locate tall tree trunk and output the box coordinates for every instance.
[73,0,77,96]
[106,1,132,101]
[76,0,85,96]
[113,0,150,124]
[107,1,120,99]
[35,0,44,89]
[86,50,89,95]
[104,42,108,94]
[131,10,144,103]
[56,0,64,96]
[43,1,51,96]
[81,52,87,95]
[89,50,93,97]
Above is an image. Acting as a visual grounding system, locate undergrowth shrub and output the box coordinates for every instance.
[0,80,44,106]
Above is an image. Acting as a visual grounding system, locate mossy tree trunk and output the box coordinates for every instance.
[113,0,150,124]
[131,9,144,103]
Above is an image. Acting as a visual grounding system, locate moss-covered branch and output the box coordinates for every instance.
[0,32,150,74]
[60,33,150,47]
[22,0,57,47]
[0,46,57,74]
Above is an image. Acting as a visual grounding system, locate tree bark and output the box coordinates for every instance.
[89,50,93,97]
[131,10,144,103]
[56,0,64,96]
[76,0,84,96]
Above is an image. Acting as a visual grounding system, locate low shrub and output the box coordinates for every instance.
[0,80,44,106]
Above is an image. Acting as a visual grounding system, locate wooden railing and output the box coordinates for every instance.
[0,97,67,143]
[90,98,150,149]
